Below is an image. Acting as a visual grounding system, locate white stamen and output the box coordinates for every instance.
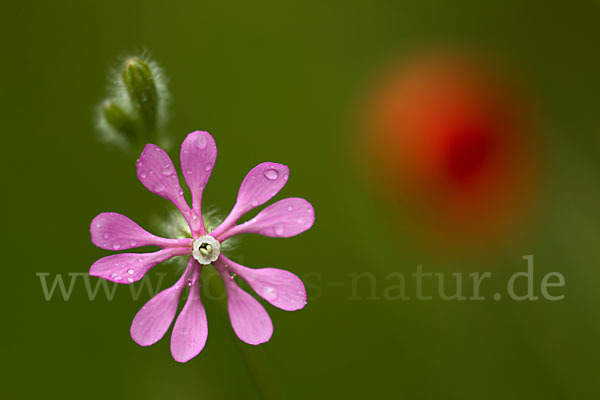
[192,235,221,264]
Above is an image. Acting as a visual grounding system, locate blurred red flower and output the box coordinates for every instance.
[364,52,540,248]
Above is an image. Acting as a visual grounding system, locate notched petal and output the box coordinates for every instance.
[171,264,208,362]
[211,162,289,238]
[218,256,306,311]
[218,268,273,345]
[219,198,314,241]
[91,212,192,250]
[130,259,193,346]
[137,144,190,216]
[180,131,217,215]
[235,162,289,214]
[89,248,188,283]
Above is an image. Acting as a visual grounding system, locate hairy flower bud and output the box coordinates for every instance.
[95,53,170,153]
[122,57,158,131]
[102,100,137,142]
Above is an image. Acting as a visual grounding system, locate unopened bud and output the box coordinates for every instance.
[102,100,137,142]
[122,57,158,131]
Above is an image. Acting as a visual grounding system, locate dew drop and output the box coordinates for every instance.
[140,171,147,179]
[112,242,121,250]
[263,168,279,180]
[197,134,208,149]
[274,223,285,236]
[178,188,184,196]
[138,257,143,263]
[154,183,165,192]
[127,277,134,283]
[185,169,193,175]
[103,233,109,239]
[287,205,293,211]
[112,274,121,281]
[127,269,135,275]
[130,240,137,247]
[204,162,212,172]
[262,287,278,301]
[161,164,172,176]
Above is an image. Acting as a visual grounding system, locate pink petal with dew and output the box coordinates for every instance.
[211,162,289,238]
[130,258,194,346]
[217,256,306,311]
[217,267,273,345]
[137,144,190,219]
[180,131,217,236]
[217,198,314,241]
[89,247,190,283]
[91,212,192,250]
[171,262,208,362]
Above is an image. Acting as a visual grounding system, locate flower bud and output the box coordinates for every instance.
[122,57,158,131]
[102,100,137,142]
[95,54,170,153]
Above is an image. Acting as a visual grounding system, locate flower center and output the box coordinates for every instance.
[192,235,221,264]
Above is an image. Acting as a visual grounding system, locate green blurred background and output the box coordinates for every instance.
[2,0,599,399]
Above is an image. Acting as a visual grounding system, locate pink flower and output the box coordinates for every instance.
[90,131,314,362]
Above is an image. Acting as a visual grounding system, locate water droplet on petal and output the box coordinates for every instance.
[178,188,184,196]
[112,274,121,281]
[185,169,193,175]
[287,205,293,211]
[138,257,143,263]
[204,162,212,172]
[197,134,208,149]
[274,223,285,236]
[112,242,121,250]
[262,286,278,301]
[161,164,172,176]
[154,183,165,192]
[264,168,279,180]
[127,277,134,282]
[103,233,109,239]
[127,269,135,275]
[140,171,147,179]
[130,240,137,247]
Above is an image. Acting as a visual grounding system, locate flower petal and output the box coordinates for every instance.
[217,256,306,311]
[130,258,194,346]
[217,198,314,241]
[217,266,273,345]
[211,162,289,238]
[91,212,192,250]
[171,263,208,362]
[180,131,217,235]
[89,248,190,283]
[137,144,191,218]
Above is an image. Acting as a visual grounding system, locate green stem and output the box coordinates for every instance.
[205,266,268,400]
